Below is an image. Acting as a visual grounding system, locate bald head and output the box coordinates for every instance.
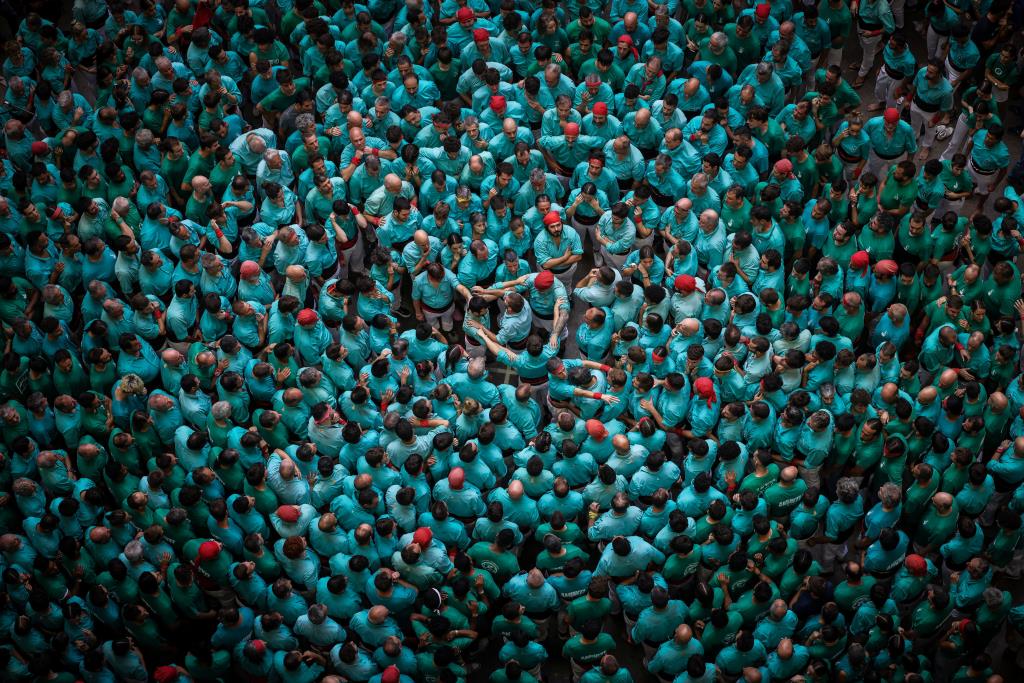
[888,303,908,322]
[938,368,959,388]
[89,526,111,544]
[932,492,954,510]
[161,349,183,365]
[699,209,719,229]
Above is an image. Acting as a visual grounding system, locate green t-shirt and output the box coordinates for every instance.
[467,543,520,583]
[563,633,616,665]
[567,596,612,629]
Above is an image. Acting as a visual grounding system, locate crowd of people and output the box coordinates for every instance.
[3,0,1024,681]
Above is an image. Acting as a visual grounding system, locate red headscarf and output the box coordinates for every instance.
[694,377,716,408]
[617,35,639,60]
[850,250,870,278]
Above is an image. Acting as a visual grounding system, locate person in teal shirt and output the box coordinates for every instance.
[863,109,919,178]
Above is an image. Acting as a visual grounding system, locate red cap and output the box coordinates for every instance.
[449,467,465,489]
[675,274,697,293]
[564,122,580,136]
[153,666,179,683]
[472,28,489,42]
[586,419,607,439]
[197,541,220,561]
[489,95,506,112]
[297,308,318,326]
[618,34,633,45]
[755,3,771,18]
[413,527,433,546]
[592,102,608,115]
[534,270,555,290]
[543,211,562,226]
[382,666,401,683]
[31,141,49,155]
[850,250,870,270]
[249,640,266,655]
[905,554,927,575]
[239,260,261,278]
[276,505,300,523]
[456,7,474,21]
[773,158,793,175]
[883,107,900,124]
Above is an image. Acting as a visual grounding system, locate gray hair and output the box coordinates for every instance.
[247,135,267,153]
[135,128,155,146]
[878,483,901,507]
[41,284,62,301]
[836,478,860,499]
[294,113,316,131]
[57,90,74,108]
[983,587,1004,606]
[211,401,233,420]
[112,197,132,215]
[124,540,144,562]
[467,357,486,379]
